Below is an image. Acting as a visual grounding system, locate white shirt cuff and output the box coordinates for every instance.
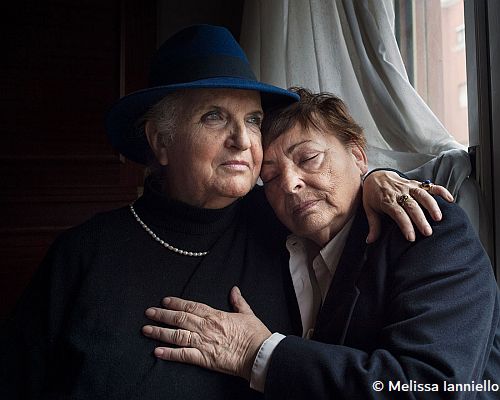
[250,333,286,392]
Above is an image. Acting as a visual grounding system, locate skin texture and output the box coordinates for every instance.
[141,123,454,379]
[363,170,453,242]
[144,87,452,236]
[260,123,368,246]
[142,287,269,381]
[146,88,264,209]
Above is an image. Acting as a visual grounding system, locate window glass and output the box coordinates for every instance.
[395,0,469,146]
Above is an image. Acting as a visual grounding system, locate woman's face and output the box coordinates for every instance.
[152,89,263,209]
[261,123,368,246]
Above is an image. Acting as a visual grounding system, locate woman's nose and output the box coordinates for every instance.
[280,168,303,194]
[226,121,251,150]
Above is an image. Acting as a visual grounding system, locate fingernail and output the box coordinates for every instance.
[434,212,442,221]
[234,286,241,296]
[142,325,153,335]
[162,298,171,306]
[154,348,165,357]
[407,232,415,242]
[145,308,156,317]
[424,226,433,236]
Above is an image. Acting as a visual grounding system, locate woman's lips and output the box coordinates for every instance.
[221,160,250,171]
[292,200,319,215]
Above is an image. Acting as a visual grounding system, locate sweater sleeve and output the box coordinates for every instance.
[264,200,498,400]
[0,229,88,399]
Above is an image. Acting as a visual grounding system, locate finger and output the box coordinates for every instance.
[364,207,382,244]
[383,200,416,242]
[409,187,443,221]
[145,307,204,331]
[229,286,254,315]
[142,325,197,347]
[154,346,204,366]
[429,184,454,203]
[399,196,433,237]
[162,297,215,318]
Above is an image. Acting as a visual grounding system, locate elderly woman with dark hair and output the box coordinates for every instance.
[142,88,499,399]
[2,26,452,399]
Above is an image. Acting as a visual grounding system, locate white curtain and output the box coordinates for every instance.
[240,0,491,239]
[240,0,466,173]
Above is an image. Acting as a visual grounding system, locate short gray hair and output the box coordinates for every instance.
[139,90,186,146]
[137,91,186,177]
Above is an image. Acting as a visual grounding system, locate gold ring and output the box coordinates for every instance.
[420,180,434,192]
[397,194,411,207]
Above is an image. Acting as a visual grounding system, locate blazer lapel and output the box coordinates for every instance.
[312,207,368,345]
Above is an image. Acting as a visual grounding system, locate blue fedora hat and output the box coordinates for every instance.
[106,24,299,165]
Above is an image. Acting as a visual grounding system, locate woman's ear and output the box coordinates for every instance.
[350,144,368,175]
[145,121,169,166]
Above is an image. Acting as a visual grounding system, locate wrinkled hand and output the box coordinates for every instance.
[142,286,271,381]
[363,171,454,243]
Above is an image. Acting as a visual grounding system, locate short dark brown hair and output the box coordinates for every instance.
[262,87,366,149]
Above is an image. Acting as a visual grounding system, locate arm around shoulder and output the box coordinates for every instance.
[264,199,498,399]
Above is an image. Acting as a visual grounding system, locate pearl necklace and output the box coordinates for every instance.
[129,204,209,257]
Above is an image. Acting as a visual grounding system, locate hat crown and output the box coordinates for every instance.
[149,24,256,87]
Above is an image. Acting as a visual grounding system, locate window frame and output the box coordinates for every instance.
[465,0,499,279]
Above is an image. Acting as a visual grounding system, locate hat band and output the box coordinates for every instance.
[150,54,257,86]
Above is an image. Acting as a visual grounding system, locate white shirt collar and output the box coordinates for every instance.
[318,216,355,275]
[286,215,356,305]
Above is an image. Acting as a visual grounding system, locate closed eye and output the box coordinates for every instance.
[261,174,279,185]
[299,154,319,164]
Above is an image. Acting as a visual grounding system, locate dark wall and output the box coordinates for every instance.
[0,0,155,319]
[0,0,245,319]
[157,0,244,45]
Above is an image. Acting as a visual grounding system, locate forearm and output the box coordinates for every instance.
[363,167,408,181]
[265,201,497,399]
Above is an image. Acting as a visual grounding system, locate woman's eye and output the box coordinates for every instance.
[201,111,225,124]
[247,115,262,127]
[204,112,221,120]
[262,175,278,185]
[299,154,319,164]
[260,170,278,184]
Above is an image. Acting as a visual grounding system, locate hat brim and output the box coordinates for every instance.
[106,77,299,165]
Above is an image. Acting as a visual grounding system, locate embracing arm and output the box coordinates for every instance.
[143,201,498,399]
[362,169,453,243]
[264,201,497,399]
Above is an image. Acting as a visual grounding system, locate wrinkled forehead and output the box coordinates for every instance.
[263,120,330,153]
[262,122,297,153]
[262,127,356,173]
[263,125,321,161]
[262,112,328,150]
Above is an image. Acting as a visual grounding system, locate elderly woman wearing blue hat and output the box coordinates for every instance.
[2,25,451,399]
[141,88,499,400]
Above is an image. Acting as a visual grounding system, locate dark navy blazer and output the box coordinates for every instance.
[266,198,500,399]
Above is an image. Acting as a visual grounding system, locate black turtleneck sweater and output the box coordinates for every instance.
[2,183,301,400]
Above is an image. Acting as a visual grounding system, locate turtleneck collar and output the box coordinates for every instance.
[132,177,240,236]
